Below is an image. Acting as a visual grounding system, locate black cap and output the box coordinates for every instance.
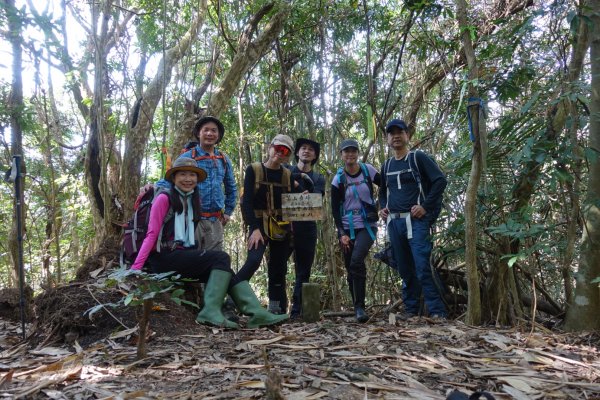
[295,138,321,165]
[385,119,409,134]
[193,116,225,143]
[339,139,360,152]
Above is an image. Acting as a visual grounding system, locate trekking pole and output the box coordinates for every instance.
[5,155,26,340]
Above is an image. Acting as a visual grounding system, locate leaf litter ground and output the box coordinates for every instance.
[1,300,600,399]
[2,239,600,399]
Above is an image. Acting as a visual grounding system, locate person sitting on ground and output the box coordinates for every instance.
[130,157,288,329]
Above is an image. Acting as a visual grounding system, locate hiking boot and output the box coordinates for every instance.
[267,300,284,314]
[352,278,369,323]
[395,311,418,321]
[290,302,301,320]
[430,314,448,322]
[355,306,369,323]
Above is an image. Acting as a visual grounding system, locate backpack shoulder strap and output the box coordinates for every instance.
[408,150,422,185]
[407,150,425,205]
[282,167,292,192]
[384,158,391,176]
[384,158,392,209]
[359,162,374,199]
[153,193,175,253]
[216,150,229,174]
[336,167,346,201]
[251,162,263,194]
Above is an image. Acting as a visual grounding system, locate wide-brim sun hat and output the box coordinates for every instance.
[165,157,207,182]
[271,134,294,152]
[193,116,225,143]
[339,138,360,152]
[294,138,320,165]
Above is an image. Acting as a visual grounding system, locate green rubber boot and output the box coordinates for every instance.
[196,270,239,329]
[229,281,289,328]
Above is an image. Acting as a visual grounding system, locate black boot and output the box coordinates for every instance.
[268,283,288,314]
[353,278,369,323]
[290,283,302,319]
[290,302,302,320]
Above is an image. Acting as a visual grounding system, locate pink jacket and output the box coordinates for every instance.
[131,194,170,270]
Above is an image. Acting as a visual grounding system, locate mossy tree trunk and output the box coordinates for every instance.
[564,0,600,331]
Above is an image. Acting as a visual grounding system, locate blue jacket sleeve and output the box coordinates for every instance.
[223,155,238,216]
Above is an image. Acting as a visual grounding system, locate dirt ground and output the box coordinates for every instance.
[1,240,599,399]
[1,306,600,399]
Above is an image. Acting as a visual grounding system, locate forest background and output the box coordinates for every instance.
[1,0,599,332]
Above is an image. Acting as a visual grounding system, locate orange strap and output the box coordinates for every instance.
[200,211,223,218]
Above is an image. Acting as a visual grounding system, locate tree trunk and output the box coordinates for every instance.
[452,0,588,326]
[136,299,153,360]
[564,0,600,331]
[456,0,483,325]
[4,0,26,287]
[561,101,581,308]
[87,0,112,242]
[206,3,290,114]
[29,0,136,246]
[121,0,208,221]
[169,2,291,161]
[42,94,60,285]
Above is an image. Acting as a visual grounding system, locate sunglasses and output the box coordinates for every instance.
[272,145,291,156]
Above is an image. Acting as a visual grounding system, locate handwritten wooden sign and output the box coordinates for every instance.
[281,193,323,221]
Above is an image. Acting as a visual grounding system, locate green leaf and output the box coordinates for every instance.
[576,94,589,105]
[585,147,600,163]
[152,271,177,281]
[507,255,519,268]
[124,293,135,306]
[534,152,545,163]
[85,304,106,318]
[172,298,200,309]
[520,91,540,114]
[555,169,572,183]
[143,291,157,300]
